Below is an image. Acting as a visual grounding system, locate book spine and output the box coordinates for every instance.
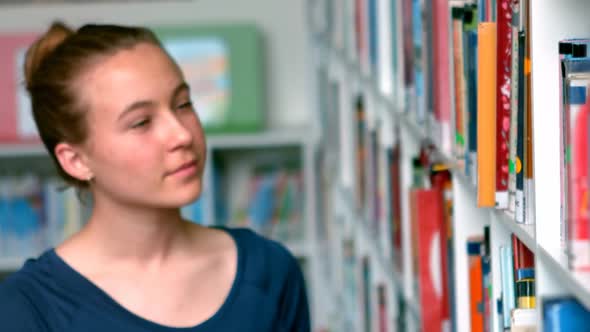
[368,0,379,75]
[515,31,526,223]
[477,22,498,207]
[412,189,445,332]
[432,0,453,155]
[468,237,485,332]
[452,7,466,160]
[508,0,520,216]
[495,0,513,209]
[524,0,535,225]
[412,0,426,122]
[566,81,590,278]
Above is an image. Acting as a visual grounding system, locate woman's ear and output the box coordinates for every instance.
[54,142,94,181]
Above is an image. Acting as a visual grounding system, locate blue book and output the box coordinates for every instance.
[367,0,378,74]
[412,0,425,121]
[543,297,590,331]
[500,245,516,329]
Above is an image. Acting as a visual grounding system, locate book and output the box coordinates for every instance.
[477,22,498,207]
[495,0,514,210]
[431,167,454,332]
[401,0,415,112]
[354,0,370,73]
[510,308,536,332]
[355,96,367,212]
[482,226,492,332]
[467,236,485,332]
[561,56,590,278]
[377,284,389,332]
[557,40,589,238]
[389,140,403,273]
[367,0,379,76]
[343,237,360,331]
[377,0,394,96]
[500,245,516,329]
[452,6,467,161]
[507,0,521,216]
[361,256,373,332]
[431,0,453,155]
[412,0,426,123]
[542,297,590,331]
[464,4,479,185]
[512,234,534,272]
[411,188,445,332]
[515,31,526,223]
[523,0,535,225]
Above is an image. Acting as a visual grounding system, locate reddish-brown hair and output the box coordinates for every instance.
[24,21,163,188]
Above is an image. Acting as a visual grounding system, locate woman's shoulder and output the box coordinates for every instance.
[218,226,301,285]
[0,256,53,330]
[222,227,298,265]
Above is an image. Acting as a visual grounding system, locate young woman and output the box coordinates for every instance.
[0,22,309,332]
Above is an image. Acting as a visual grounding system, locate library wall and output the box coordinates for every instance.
[0,0,312,130]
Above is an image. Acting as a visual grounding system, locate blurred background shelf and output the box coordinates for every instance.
[0,145,47,158]
[537,247,590,310]
[0,258,26,272]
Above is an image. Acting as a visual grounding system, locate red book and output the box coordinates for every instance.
[495,0,514,209]
[411,189,445,332]
[0,32,40,143]
[354,0,368,69]
[569,87,590,273]
[512,234,534,272]
[431,170,453,330]
[431,0,452,153]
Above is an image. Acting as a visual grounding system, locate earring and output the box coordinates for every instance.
[87,175,94,182]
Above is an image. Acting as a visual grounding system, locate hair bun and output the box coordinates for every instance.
[24,21,73,89]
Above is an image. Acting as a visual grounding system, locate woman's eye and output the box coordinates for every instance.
[131,118,151,129]
[177,101,193,110]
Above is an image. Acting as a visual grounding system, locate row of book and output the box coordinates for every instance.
[178,160,306,244]
[313,0,590,330]
[410,147,590,332]
[0,175,81,258]
[339,236,395,332]
[469,226,537,332]
[2,163,304,260]
[313,0,537,223]
[229,165,304,243]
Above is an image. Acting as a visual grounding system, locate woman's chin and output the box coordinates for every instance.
[170,182,203,207]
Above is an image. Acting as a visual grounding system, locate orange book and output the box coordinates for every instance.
[477,22,497,207]
[468,236,484,332]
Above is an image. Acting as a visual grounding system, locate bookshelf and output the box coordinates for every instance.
[308,0,590,331]
[0,258,25,272]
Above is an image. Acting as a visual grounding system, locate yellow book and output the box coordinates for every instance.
[477,22,497,207]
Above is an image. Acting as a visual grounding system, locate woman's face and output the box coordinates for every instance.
[78,42,206,208]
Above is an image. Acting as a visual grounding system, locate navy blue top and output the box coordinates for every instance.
[0,227,310,332]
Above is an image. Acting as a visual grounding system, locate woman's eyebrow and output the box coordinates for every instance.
[118,82,190,121]
[118,100,155,121]
[172,82,190,99]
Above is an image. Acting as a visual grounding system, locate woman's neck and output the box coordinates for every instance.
[67,193,194,268]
